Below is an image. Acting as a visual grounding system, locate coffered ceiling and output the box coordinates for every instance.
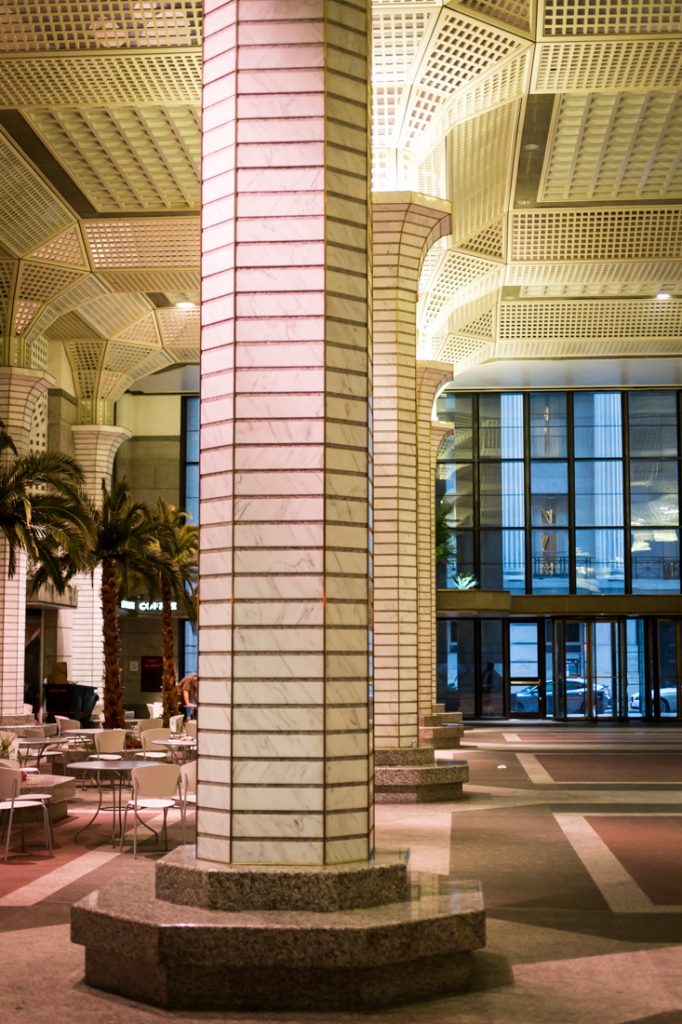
[0,0,679,419]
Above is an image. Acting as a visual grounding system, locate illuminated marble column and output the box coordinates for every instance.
[0,368,52,714]
[372,195,449,749]
[416,362,452,718]
[198,0,372,866]
[63,425,131,688]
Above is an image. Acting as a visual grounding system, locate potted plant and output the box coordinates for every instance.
[0,731,21,770]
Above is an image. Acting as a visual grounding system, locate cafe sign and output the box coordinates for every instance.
[120,598,178,613]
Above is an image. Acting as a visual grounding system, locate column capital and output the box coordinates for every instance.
[373,192,451,274]
[71,424,132,502]
[0,367,55,453]
[416,360,453,413]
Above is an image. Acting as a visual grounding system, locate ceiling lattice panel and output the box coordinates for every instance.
[540,0,681,36]
[457,0,532,34]
[532,38,682,93]
[0,133,73,256]
[29,225,89,268]
[0,1,202,50]
[511,207,682,263]
[450,100,519,245]
[507,259,682,294]
[432,333,493,364]
[84,219,200,269]
[97,269,199,298]
[78,291,153,339]
[23,274,109,340]
[418,249,502,331]
[27,106,200,213]
[0,53,201,107]
[43,310,103,342]
[541,93,682,202]
[114,312,161,346]
[156,307,200,346]
[498,298,682,341]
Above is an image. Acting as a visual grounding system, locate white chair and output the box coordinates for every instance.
[146,702,163,720]
[137,717,163,736]
[177,760,197,843]
[120,764,181,857]
[54,716,81,735]
[185,720,197,740]
[92,729,126,760]
[0,767,53,861]
[169,714,185,735]
[135,728,171,760]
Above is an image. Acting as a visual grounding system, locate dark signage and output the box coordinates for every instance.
[140,655,163,691]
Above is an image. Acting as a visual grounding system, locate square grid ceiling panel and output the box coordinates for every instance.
[26,106,200,213]
[540,93,682,203]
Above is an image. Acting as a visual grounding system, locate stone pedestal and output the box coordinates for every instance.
[375,747,469,802]
[72,852,484,1011]
[419,705,466,748]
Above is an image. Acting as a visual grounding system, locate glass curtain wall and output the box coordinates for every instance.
[181,396,200,676]
[436,390,682,596]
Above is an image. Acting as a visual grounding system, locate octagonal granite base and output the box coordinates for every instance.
[72,852,485,1011]
[375,748,469,802]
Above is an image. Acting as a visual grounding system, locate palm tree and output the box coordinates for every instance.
[142,500,198,727]
[0,421,92,594]
[89,480,156,729]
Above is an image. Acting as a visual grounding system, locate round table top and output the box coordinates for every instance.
[62,728,101,736]
[66,759,145,773]
[152,737,196,746]
[16,735,71,748]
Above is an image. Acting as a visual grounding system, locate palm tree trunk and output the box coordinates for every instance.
[160,576,178,727]
[101,557,124,728]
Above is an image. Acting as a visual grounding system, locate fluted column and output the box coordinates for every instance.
[0,369,53,714]
[63,425,131,688]
[416,363,452,718]
[197,0,371,866]
[372,195,450,749]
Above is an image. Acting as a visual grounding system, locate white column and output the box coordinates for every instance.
[198,0,371,866]
[416,363,452,717]
[372,196,450,748]
[0,368,53,715]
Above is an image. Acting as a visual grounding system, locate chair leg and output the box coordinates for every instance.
[42,803,53,856]
[162,807,169,850]
[119,806,129,851]
[4,808,14,862]
[133,805,138,858]
[181,802,186,845]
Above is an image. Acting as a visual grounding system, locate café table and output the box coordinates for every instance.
[15,735,72,771]
[151,737,197,763]
[66,758,152,844]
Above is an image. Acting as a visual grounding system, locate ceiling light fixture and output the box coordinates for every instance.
[655,291,671,300]
[175,299,196,310]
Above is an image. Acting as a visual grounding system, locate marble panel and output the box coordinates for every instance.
[233,786,324,813]
[196,809,231,838]
[233,706,324,732]
[232,811,323,840]
[233,681,324,706]
[325,758,371,784]
[234,575,323,599]
[198,783,231,811]
[232,653,324,679]
[232,759,323,786]
[234,418,324,444]
[326,705,368,731]
[234,626,323,653]
[325,836,371,864]
[198,729,232,758]
[325,679,369,704]
[230,839,323,865]
[235,469,323,496]
[233,601,323,627]
[232,732,324,759]
[325,732,368,758]
[199,759,232,785]
[326,784,369,811]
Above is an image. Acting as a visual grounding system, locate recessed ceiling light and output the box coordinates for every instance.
[524,143,539,151]
[175,299,196,310]
[655,291,672,300]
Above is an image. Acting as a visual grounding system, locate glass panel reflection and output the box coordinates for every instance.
[479,461,524,527]
[531,461,568,526]
[574,392,622,458]
[656,621,679,718]
[530,392,567,457]
[631,529,680,593]
[629,391,678,457]
[531,529,569,592]
[575,529,625,593]
[436,530,475,589]
[436,619,476,715]
[480,530,525,592]
[630,460,679,526]
[479,393,523,458]
[480,620,505,716]
[574,461,623,526]
[435,393,473,458]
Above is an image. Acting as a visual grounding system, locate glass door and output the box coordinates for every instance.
[508,621,543,716]
[563,621,618,718]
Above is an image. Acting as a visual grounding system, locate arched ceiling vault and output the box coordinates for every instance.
[0,0,679,406]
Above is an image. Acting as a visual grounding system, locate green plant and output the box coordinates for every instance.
[0,731,18,760]
[453,573,478,590]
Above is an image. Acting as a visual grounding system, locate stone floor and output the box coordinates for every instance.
[1,724,681,1023]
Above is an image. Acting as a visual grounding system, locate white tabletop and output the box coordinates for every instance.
[67,759,143,773]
